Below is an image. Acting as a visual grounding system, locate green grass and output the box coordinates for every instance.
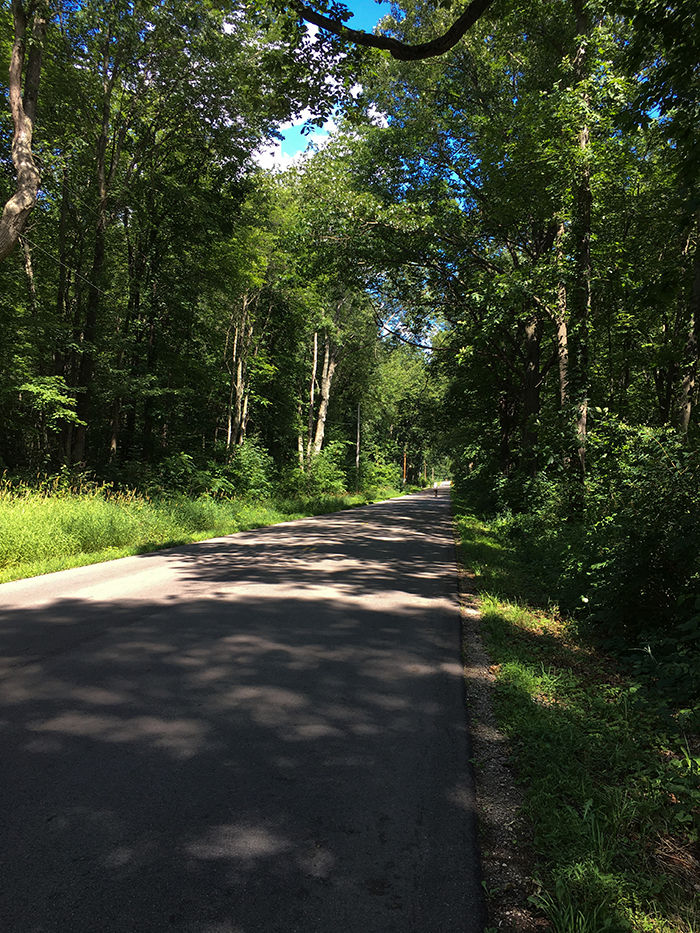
[452,487,700,933]
[0,481,402,584]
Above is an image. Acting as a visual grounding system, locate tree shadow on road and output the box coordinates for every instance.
[0,494,483,933]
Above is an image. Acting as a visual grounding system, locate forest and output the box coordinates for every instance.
[1,0,699,929]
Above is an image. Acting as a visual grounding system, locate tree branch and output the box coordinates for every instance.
[292,0,496,61]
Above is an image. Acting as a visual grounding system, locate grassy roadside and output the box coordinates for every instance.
[0,482,403,584]
[452,488,700,933]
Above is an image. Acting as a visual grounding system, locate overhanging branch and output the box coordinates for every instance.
[292,0,496,61]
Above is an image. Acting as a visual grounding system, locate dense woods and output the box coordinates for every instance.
[2,0,699,663]
[1,0,699,924]
[0,0,447,494]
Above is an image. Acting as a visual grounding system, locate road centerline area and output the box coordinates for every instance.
[0,491,483,933]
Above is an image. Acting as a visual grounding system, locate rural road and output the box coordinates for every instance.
[0,488,483,933]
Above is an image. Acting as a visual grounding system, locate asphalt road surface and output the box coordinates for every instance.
[0,488,483,933]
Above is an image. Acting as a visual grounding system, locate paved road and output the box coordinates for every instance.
[0,489,483,933]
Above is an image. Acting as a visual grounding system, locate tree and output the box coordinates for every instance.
[0,0,327,468]
[0,0,46,262]
[318,0,696,490]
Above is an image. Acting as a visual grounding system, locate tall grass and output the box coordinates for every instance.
[0,478,399,583]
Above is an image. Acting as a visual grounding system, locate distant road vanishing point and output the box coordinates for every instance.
[0,490,483,933]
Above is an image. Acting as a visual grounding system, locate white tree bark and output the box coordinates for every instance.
[311,333,337,456]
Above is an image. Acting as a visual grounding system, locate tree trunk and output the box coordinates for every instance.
[238,390,250,445]
[72,204,107,463]
[0,0,46,263]
[110,210,144,462]
[297,414,305,471]
[569,0,592,485]
[355,402,360,492]
[225,294,257,456]
[521,314,541,476]
[54,163,70,424]
[109,398,120,461]
[123,406,136,461]
[72,29,119,464]
[20,234,38,319]
[498,392,515,476]
[555,221,569,408]
[654,354,676,425]
[225,324,238,452]
[306,331,318,462]
[675,215,700,434]
[311,333,337,456]
[232,353,245,448]
[56,164,69,325]
[142,318,157,460]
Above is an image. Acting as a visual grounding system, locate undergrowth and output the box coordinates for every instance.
[453,487,700,933]
[0,474,401,583]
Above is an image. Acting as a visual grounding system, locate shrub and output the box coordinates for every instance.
[358,455,401,491]
[278,444,350,498]
[584,420,700,641]
[224,439,274,499]
[307,442,348,495]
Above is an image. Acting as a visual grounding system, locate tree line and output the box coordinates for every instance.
[0,0,450,492]
[2,0,699,663]
[308,0,699,698]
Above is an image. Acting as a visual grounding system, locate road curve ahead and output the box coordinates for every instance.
[0,490,483,933]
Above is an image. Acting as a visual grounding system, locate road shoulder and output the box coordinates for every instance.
[454,525,543,932]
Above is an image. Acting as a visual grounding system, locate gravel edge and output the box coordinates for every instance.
[454,523,545,932]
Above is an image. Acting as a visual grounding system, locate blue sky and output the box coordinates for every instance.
[341,0,393,32]
[257,0,392,168]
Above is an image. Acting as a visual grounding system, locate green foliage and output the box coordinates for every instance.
[154,453,211,496]
[225,439,275,499]
[454,499,700,933]
[18,377,84,429]
[621,0,700,207]
[0,473,391,583]
[454,415,700,715]
[359,454,401,492]
[103,442,275,501]
[584,420,700,638]
[279,442,349,497]
[307,441,350,494]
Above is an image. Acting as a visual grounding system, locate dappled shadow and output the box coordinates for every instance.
[473,608,700,930]
[0,492,483,933]
[142,494,459,599]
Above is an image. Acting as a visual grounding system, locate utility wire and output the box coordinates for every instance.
[19,234,110,299]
